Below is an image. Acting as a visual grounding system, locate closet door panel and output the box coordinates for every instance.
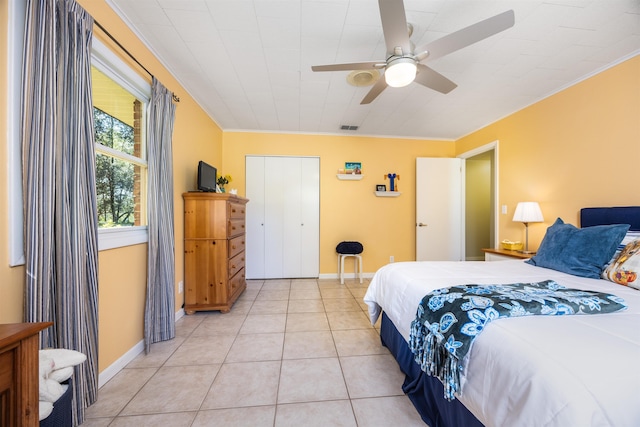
[282,158,302,278]
[264,157,286,278]
[300,157,320,277]
[245,156,265,279]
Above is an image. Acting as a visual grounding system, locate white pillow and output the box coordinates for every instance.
[39,401,53,421]
[40,348,86,369]
[39,378,65,403]
[39,353,55,379]
[49,366,74,383]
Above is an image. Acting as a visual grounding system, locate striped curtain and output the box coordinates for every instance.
[21,0,99,425]
[145,77,176,352]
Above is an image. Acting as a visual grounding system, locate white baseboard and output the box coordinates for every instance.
[98,307,186,388]
[318,272,374,280]
[98,339,144,388]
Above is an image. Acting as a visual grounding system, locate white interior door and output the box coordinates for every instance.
[416,158,464,261]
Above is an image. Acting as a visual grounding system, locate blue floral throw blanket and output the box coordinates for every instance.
[409,280,626,401]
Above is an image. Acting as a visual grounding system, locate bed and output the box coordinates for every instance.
[364,207,640,427]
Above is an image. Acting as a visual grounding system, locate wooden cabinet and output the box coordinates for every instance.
[0,322,52,426]
[183,193,248,314]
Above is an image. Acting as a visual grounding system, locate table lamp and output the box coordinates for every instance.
[512,202,544,254]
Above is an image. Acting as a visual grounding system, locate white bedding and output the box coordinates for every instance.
[364,260,640,427]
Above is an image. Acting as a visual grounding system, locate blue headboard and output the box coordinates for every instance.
[580,206,640,231]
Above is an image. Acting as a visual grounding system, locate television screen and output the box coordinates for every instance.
[197,161,217,192]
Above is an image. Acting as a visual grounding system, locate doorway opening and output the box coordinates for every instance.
[459,142,498,261]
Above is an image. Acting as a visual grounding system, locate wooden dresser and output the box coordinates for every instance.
[0,322,52,426]
[183,192,248,314]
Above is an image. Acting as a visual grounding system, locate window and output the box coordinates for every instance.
[92,38,151,250]
[92,66,147,228]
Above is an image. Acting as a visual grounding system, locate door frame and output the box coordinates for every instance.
[458,140,499,253]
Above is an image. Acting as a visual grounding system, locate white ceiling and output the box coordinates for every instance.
[106,0,639,140]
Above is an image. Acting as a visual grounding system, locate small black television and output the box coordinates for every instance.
[197,161,217,192]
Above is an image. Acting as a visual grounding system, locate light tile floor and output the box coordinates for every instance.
[81,278,426,426]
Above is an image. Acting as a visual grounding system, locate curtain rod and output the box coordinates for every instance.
[94,20,180,103]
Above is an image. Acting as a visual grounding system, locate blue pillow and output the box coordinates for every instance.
[526,218,630,278]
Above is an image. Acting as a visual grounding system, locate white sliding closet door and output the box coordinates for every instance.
[264,157,287,278]
[299,157,320,277]
[246,156,320,279]
[245,156,266,278]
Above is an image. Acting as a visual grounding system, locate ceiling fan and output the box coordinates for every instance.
[311,0,515,104]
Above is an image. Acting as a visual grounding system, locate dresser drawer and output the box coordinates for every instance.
[228,218,245,238]
[228,251,245,278]
[228,234,245,259]
[229,268,245,298]
[229,202,246,219]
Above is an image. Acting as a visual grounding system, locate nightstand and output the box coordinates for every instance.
[482,248,532,261]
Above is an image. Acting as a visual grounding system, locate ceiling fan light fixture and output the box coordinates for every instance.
[385,57,416,88]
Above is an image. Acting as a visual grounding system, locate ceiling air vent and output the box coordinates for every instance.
[340,125,359,131]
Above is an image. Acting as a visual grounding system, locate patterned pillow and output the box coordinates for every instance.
[602,230,640,273]
[602,239,640,290]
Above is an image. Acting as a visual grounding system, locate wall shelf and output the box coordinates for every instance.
[375,191,401,197]
[337,174,363,180]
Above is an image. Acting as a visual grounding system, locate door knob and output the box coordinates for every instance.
[417,223,428,227]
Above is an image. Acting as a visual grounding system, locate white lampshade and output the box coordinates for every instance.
[512,202,544,223]
[385,58,416,88]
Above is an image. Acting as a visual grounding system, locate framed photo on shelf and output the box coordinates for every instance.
[376,184,386,191]
[345,162,362,174]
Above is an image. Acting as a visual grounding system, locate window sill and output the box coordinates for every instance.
[99,226,148,251]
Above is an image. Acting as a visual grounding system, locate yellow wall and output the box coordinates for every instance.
[457,55,640,250]
[222,133,454,273]
[79,0,224,370]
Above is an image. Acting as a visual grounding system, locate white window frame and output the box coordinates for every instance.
[8,0,27,266]
[92,38,151,251]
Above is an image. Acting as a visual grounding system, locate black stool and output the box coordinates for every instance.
[336,241,363,284]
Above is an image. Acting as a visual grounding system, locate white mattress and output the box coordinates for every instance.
[364,260,640,427]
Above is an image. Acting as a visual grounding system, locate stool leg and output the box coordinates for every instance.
[340,255,345,285]
[358,255,363,283]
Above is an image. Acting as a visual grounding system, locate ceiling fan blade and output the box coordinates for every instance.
[360,76,388,104]
[415,10,515,63]
[379,0,412,55]
[414,64,457,94]
[311,61,385,72]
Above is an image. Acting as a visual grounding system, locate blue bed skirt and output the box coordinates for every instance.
[380,312,484,427]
